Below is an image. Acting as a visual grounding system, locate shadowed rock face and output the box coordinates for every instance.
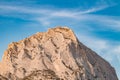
[0,27,118,80]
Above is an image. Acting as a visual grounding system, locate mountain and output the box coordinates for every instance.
[0,27,118,80]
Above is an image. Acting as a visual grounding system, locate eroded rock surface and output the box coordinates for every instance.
[0,27,118,80]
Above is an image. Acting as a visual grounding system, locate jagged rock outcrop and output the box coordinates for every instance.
[0,27,118,80]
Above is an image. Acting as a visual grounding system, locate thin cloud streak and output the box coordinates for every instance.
[0,5,51,14]
[0,5,120,31]
[0,4,110,16]
[77,4,109,14]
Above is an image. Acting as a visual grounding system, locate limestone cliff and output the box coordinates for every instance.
[0,27,118,80]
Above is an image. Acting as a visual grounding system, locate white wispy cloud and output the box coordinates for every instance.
[0,4,110,18]
[1,4,120,31]
[77,4,110,14]
[36,17,51,26]
[0,5,51,14]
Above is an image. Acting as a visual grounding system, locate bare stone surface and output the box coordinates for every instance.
[0,27,118,80]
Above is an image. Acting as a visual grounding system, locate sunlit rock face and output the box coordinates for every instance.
[0,27,118,80]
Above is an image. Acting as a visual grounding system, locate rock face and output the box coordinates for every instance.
[0,27,118,80]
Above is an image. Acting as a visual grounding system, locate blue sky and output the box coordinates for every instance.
[0,0,120,79]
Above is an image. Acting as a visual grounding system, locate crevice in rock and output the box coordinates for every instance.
[62,60,73,71]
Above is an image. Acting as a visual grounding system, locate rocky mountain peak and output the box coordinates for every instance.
[0,27,118,80]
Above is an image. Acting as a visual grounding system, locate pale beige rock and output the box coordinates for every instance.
[0,27,118,80]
